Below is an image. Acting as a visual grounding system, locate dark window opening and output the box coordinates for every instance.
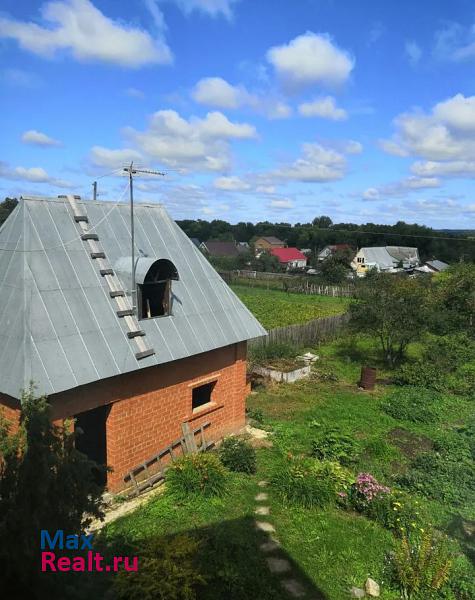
[74,404,110,487]
[192,381,216,412]
[138,259,179,320]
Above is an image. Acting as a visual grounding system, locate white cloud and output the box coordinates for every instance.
[266,31,354,91]
[381,94,475,161]
[0,161,72,188]
[344,140,363,154]
[405,40,422,66]
[272,143,347,182]
[213,176,251,191]
[270,198,293,209]
[411,160,475,178]
[433,22,475,62]
[192,77,254,109]
[362,176,440,201]
[123,109,256,171]
[298,96,347,120]
[256,185,275,194]
[172,0,239,19]
[191,76,292,119]
[0,0,172,67]
[89,146,143,169]
[21,129,61,147]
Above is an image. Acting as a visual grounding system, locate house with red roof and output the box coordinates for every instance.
[270,247,307,270]
[317,244,353,262]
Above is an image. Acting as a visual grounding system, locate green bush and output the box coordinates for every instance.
[310,427,359,465]
[388,530,453,599]
[246,407,264,425]
[381,387,445,423]
[363,490,427,536]
[114,534,205,600]
[166,453,228,499]
[395,361,446,391]
[218,437,257,474]
[272,457,353,508]
[249,342,300,363]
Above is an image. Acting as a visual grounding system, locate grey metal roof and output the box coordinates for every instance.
[361,247,395,269]
[0,196,266,400]
[386,246,419,264]
[426,259,449,272]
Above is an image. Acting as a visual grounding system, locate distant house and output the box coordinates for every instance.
[416,260,449,274]
[200,240,240,258]
[0,195,265,493]
[190,237,201,247]
[351,246,420,277]
[270,247,307,270]
[318,244,352,262]
[236,241,250,254]
[254,236,285,252]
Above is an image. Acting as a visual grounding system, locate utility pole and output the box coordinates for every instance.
[123,163,165,312]
[92,181,97,201]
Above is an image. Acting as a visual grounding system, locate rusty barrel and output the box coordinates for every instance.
[359,366,377,390]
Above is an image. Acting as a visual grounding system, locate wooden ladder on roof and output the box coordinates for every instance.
[123,422,213,497]
[61,194,155,361]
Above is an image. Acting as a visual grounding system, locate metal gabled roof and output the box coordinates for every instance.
[0,196,266,400]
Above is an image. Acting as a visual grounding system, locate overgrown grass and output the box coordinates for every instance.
[231,284,350,329]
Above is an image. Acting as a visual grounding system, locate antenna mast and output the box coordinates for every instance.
[123,163,166,312]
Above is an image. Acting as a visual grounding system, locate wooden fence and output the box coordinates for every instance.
[249,312,350,350]
[220,270,355,297]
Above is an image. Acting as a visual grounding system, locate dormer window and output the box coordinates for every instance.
[137,259,179,320]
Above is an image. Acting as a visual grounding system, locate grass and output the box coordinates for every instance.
[83,333,474,600]
[231,284,350,329]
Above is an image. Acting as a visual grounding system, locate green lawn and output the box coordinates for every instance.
[231,284,351,329]
[88,333,474,600]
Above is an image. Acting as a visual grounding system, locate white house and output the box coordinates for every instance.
[351,246,420,277]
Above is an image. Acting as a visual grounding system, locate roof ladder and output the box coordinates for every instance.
[62,195,155,362]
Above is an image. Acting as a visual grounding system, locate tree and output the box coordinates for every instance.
[435,263,475,334]
[0,197,18,226]
[312,215,333,229]
[319,256,348,284]
[349,274,430,367]
[0,387,105,597]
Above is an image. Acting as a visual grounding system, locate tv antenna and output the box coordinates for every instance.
[123,162,166,311]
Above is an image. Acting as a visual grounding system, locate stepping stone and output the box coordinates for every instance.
[281,579,306,598]
[255,492,268,501]
[266,557,291,574]
[259,539,281,553]
[255,521,275,533]
[255,505,270,515]
[258,480,269,487]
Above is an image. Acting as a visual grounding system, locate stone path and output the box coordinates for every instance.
[253,479,310,598]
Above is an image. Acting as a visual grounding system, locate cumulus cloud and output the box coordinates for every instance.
[122,109,256,171]
[89,146,144,169]
[362,176,441,201]
[213,176,251,191]
[266,32,354,91]
[0,161,72,188]
[298,96,347,120]
[411,160,475,178]
[344,140,363,154]
[405,40,422,66]
[172,0,239,19]
[271,143,347,182]
[270,198,293,209]
[0,0,172,67]
[191,76,292,119]
[21,129,61,147]
[380,93,475,163]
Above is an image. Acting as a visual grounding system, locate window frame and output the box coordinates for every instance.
[191,380,217,414]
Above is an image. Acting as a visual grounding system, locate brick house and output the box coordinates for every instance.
[0,196,265,492]
[254,236,285,252]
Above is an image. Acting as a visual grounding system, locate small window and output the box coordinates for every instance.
[138,259,178,320]
[192,381,216,412]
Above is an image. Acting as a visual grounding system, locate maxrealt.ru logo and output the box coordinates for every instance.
[41,530,138,572]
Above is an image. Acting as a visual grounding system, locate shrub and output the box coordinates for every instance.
[272,456,353,508]
[395,361,445,391]
[381,387,445,423]
[166,453,227,499]
[310,427,359,465]
[364,490,427,536]
[114,534,205,600]
[218,437,256,474]
[246,407,264,425]
[348,472,391,513]
[389,530,453,599]
[249,342,300,364]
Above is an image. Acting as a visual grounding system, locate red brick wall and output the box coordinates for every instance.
[48,342,249,491]
[0,393,21,434]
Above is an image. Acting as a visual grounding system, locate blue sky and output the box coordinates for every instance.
[1,0,475,226]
